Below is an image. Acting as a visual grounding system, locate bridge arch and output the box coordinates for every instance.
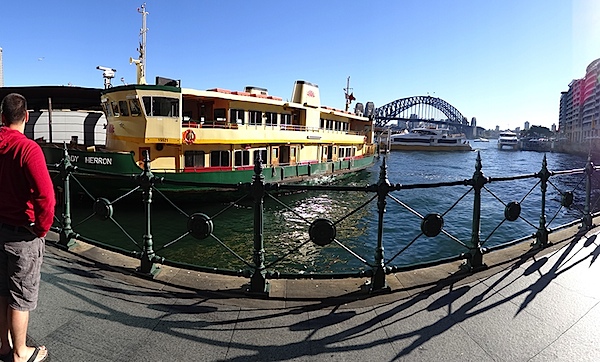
[374,96,468,128]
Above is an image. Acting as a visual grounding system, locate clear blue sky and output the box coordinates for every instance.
[1,1,598,131]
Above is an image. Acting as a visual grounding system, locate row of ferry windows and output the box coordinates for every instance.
[184,147,356,168]
[185,149,269,168]
[104,98,349,131]
[226,109,292,126]
[320,118,349,131]
[103,96,180,118]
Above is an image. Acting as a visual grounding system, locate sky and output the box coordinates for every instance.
[0,0,598,131]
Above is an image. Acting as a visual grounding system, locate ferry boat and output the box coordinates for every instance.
[41,5,375,196]
[388,127,472,151]
[497,131,519,150]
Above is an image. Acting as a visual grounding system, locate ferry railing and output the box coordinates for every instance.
[49,147,600,296]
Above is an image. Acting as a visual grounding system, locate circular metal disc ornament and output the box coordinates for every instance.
[421,213,444,237]
[309,218,336,246]
[561,191,574,207]
[188,213,213,240]
[93,198,113,220]
[504,201,521,222]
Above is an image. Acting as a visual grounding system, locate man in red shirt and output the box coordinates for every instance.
[0,93,54,362]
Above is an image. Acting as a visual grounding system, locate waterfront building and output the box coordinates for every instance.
[524,121,530,131]
[559,58,600,148]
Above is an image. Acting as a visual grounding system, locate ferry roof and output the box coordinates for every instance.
[102,84,370,122]
[0,86,103,111]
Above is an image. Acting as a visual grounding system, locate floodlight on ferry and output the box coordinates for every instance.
[96,65,116,77]
[97,65,117,89]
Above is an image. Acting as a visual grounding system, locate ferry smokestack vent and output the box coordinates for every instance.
[364,101,375,117]
[355,102,364,116]
[291,80,320,107]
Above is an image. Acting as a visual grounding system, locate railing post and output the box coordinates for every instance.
[464,151,487,271]
[582,154,594,230]
[533,155,550,249]
[57,144,77,249]
[136,150,161,277]
[249,154,269,296]
[370,157,391,293]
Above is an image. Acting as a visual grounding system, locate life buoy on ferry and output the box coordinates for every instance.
[183,129,196,144]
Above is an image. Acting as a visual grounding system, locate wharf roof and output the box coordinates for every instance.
[0,85,103,111]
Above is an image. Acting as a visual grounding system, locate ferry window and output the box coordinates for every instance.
[118,101,130,116]
[102,102,113,117]
[249,110,262,125]
[210,150,230,167]
[129,99,142,116]
[142,96,179,117]
[320,119,325,129]
[214,108,226,121]
[265,112,277,126]
[281,114,291,125]
[111,101,120,117]
[230,109,245,124]
[253,149,268,164]
[234,150,251,167]
[184,151,205,168]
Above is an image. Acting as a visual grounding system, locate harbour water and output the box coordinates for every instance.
[63,140,591,274]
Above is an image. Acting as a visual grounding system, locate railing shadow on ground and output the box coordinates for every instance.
[47,145,600,296]
[40,224,600,361]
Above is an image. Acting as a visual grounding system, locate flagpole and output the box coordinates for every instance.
[344,76,353,112]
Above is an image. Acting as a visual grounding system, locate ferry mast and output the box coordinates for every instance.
[344,76,355,112]
[131,3,148,84]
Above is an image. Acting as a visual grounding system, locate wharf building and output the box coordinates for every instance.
[559,58,600,155]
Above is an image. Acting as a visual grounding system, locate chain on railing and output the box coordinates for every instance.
[50,148,600,296]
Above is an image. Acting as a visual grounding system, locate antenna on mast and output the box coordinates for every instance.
[131,3,148,84]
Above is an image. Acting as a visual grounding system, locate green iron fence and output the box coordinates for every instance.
[49,147,600,296]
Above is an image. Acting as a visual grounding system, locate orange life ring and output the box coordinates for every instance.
[183,129,196,144]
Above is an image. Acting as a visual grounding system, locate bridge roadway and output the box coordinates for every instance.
[28,221,600,361]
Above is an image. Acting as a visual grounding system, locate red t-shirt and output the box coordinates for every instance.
[0,127,55,237]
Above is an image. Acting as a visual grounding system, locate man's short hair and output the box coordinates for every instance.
[1,93,28,125]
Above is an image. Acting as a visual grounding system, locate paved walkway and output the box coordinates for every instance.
[26,222,600,361]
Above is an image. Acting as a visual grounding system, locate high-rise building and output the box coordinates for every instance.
[559,58,599,144]
[524,121,530,131]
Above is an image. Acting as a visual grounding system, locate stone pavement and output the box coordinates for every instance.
[26,222,600,361]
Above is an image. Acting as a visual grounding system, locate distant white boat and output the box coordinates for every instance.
[498,131,519,150]
[473,138,489,142]
[389,127,472,151]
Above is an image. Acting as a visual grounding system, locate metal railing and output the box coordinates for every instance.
[49,146,600,296]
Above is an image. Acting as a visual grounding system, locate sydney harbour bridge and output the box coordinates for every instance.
[362,95,481,138]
